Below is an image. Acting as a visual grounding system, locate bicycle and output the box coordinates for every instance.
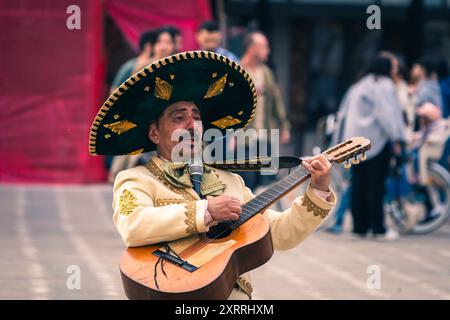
[385,140,450,234]
[279,114,450,234]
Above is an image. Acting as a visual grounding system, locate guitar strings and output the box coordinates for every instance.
[208,166,311,234]
[201,166,310,239]
[173,165,312,262]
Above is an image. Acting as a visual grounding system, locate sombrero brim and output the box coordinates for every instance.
[89,51,257,156]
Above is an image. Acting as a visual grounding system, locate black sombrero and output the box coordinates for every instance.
[89,50,257,156]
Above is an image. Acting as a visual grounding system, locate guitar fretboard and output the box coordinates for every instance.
[228,166,312,231]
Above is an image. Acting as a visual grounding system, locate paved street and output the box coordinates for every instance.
[1,183,449,300]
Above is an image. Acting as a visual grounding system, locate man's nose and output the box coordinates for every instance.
[186,116,196,130]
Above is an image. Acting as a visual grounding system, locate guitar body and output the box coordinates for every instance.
[120,213,273,300]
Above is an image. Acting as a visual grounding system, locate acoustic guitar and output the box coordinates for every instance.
[119,137,371,299]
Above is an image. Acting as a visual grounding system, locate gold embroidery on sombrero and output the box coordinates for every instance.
[103,120,137,135]
[128,148,144,155]
[204,73,228,99]
[154,77,173,101]
[119,189,138,216]
[301,194,329,219]
[211,115,242,129]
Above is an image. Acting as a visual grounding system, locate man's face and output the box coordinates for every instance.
[391,57,399,78]
[411,63,426,84]
[148,101,203,161]
[175,34,183,52]
[153,32,175,59]
[196,30,222,51]
[250,33,270,63]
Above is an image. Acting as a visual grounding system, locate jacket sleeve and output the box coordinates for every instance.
[235,174,337,251]
[112,169,209,247]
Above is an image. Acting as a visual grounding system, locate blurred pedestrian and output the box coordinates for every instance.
[380,51,415,140]
[410,54,443,114]
[108,27,176,183]
[334,55,407,241]
[238,31,291,190]
[436,56,450,169]
[110,29,156,93]
[410,55,448,186]
[196,21,239,62]
[164,25,183,52]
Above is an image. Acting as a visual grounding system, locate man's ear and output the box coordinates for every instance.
[148,122,160,145]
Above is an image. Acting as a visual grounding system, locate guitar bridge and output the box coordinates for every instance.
[152,250,198,272]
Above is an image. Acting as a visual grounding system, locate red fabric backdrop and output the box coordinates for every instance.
[0,0,211,183]
[0,0,106,183]
[106,0,211,51]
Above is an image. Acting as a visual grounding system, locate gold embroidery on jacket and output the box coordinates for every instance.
[184,201,198,234]
[145,159,197,201]
[301,194,329,219]
[119,189,138,216]
[146,159,198,234]
[155,198,186,207]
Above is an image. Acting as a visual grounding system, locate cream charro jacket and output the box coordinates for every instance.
[112,156,336,299]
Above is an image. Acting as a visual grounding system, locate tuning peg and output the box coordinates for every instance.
[344,160,352,169]
[352,155,360,164]
[360,152,367,161]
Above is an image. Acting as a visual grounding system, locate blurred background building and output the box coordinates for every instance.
[1,0,449,183]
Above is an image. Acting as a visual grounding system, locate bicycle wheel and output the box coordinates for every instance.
[388,162,450,234]
[409,162,450,234]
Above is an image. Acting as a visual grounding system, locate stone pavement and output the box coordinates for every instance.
[1,184,449,300]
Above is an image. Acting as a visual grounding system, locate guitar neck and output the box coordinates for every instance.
[229,165,313,230]
[224,136,372,231]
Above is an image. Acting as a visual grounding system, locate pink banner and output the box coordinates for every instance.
[106,0,212,51]
[0,0,107,183]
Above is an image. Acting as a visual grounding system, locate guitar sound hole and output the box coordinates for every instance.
[206,223,232,239]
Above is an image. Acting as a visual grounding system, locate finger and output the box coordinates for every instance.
[311,156,330,172]
[229,198,241,204]
[230,205,242,214]
[302,161,319,174]
[301,157,312,165]
[316,155,331,168]
[310,159,323,170]
[227,213,240,221]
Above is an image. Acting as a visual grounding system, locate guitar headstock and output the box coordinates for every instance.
[323,137,371,169]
